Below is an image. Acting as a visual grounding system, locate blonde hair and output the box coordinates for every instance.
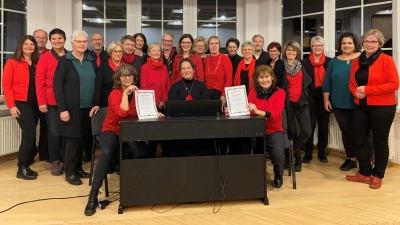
[107,41,124,55]
[147,42,162,54]
[282,40,302,60]
[194,36,208,52]
[361,29,385,47]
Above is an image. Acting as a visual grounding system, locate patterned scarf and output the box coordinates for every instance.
[284,59,302,76]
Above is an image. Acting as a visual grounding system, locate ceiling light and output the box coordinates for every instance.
[167,21,182,26]
[84,19,111,23]
[375,9,392,15]
[201,23,220,27]
[82,5,98,11]
[142,23,150,27]
[142,16,150,20]
[172,9,183,13]
[210,16,236,21]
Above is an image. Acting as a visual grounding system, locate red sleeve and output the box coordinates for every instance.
[268,89,285,121]
[36,55,48,106]
[222,56,233,96]
[171,56,180,85]
[140,64,149,90]
[2,59,16,108]
[108,90,129,118]
[349,59,358,97]
[194,55,204,82]
[247,89,257,104]
[365,56,399,95]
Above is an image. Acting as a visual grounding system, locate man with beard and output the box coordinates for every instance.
[88,33,109,68]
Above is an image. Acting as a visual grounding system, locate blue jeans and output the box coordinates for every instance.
[46,105,62,162]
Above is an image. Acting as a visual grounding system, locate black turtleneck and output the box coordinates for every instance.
[229,54,242,86]
[168,78,210,100]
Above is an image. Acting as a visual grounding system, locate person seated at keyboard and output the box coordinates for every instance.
[166,58,214,157]
[84,64,164,216]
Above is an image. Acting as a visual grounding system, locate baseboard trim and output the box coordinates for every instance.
[0,152,18,163]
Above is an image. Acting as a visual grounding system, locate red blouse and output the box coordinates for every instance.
[203,54,233,96]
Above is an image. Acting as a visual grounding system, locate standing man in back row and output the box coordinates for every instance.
[252,34,270,67]
[87,33,109,69]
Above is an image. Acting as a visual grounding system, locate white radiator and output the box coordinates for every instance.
[0,116,22,156]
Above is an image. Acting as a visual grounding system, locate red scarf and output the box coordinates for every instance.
[234,58,256,90]
[309,52,326,88]
[108,58,124,72]
[146,57,164,70]
[123,53,135,64]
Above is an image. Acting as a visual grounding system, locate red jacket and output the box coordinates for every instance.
[248,88,285,134]
[204,54,233,96]
[36,51,59,106]
[102,88,138,135]
[2,58,31,108]
[140,62,170,105]
[171,54,204,84]
[349,53,399,106]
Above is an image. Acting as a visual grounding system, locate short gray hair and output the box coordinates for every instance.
[241,41,255,52]
[33,29,48,37]
[120,35,135,44]
[252,34,264,42]
[70,30,88,42]
[107,41,124,55]
[162,33,174,40]
[311,36,324,46]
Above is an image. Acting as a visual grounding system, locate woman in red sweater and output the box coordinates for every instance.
[226,65,286,188]
[140,42,170,157]
[203,36,232,107]
[346,29,399,189]
[84,64,163,216]
[2,35,40,180]
[35,28,68,176]
[171,34,204,84]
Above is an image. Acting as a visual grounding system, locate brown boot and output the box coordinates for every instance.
[51,160,63,176]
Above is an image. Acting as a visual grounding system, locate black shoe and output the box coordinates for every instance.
[26,166,38,177]
[77,169,90,179]
[295,161,302,172]
[302,155,312,163]
[273,176,283,188]
[340,159,357,171]
[318,155,328,163]
[84,189,99,216]
[16,166,37,180]
[65,174,83,185]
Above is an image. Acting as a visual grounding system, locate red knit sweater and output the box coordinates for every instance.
[248,88,285,134]
[286,70,303,102]
[171,54,204,84]
[203,54,233,96]
[349,53,399,106]
[140,62,170,105]
[102,88,138,135]
[36,51,59,106]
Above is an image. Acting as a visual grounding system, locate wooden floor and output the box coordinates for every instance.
[1,152,400,225]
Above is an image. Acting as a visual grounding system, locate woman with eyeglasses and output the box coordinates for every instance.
[234,41,256,93]
[2,35,40,180]
[84,64,164,216]
[281,40,312,172]
[194,36,208,60]
[266,42,285,88]
[171,34,204,84]
[301,36,331,164]
[53,30,98,186]
[346,29,399,189]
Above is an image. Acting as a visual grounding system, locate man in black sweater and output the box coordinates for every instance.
[252,34,271,66]
[87,33,109,68]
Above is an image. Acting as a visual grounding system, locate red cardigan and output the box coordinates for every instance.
[349,53,399,106]
[171,54,204,84]
[248,88,285,134]
[36,51,59,106]
[203,54,233,96]
[140,62,170,105]
[2,58,31,108]
[102,88,138,135]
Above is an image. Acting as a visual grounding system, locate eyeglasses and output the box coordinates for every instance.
[286,49,297,53]
[311,45,323,48]
[364,40,379,45]
[23,43,35,47]
[92,38,103,42]
[112,50,123,54]
[121,74,134,79]
[34,37,47,40]
[74,40,88,44]
[181,41,192,45]
[162,39,173,43]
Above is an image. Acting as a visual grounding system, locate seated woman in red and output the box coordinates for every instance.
[226,65,286,188]
[84,64,164,216]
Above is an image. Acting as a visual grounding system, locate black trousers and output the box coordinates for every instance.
[352,105,396,179]
[255,132,285,178]
[287,103,312,161]
[305,89,330,157]
[92,131,151,189]
[64,108,91,176]
[15,101,40,167]
[27,113,48,161]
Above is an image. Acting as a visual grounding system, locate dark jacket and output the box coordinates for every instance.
[267,58,285,88]
[301,57,331,101]
[162,47,177,78]
[94,62,115,107]
[130,55,145,87]
[53,54,96,137]
[229,54,243,86]
[254,50,271,67]
[87,49,110,68]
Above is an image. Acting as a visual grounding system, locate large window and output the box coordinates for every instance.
[82,0,127,49]
[197,0,236,53]
[1,0,27,94]
[141,0,183,44]
[336,0,393,55]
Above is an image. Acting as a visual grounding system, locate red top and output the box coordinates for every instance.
[349,53,399,106]
[39,48,50,56]
[102,88,138,135]
[2,58,31,108]
[36,51,59,106]
[140,62,171,105]
[248,88,285,134]
[171,54,204,84]
[286,70,303,102]
[203,54,233,96]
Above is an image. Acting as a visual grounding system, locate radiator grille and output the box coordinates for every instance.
[0,116,22,156]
